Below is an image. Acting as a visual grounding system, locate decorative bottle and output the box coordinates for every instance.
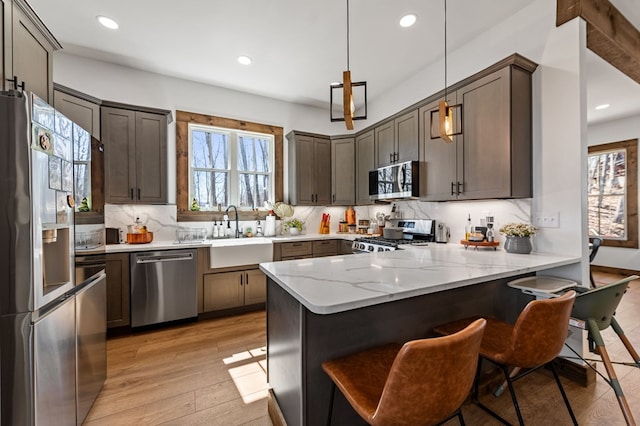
[465,214,472,241]
[346,206,356,226]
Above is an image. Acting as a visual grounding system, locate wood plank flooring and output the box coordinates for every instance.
[85,272,640,425]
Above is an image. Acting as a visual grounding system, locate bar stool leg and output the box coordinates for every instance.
[493,367,521,397]
[327,382,336,426]
[472,358,517,426]
[501,364,525,426]
[588,320,637,426]
[549,363,578,425]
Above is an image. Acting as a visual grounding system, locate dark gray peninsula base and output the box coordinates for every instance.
[266,275,531,426]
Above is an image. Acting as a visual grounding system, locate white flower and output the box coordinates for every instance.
[499,222,537,237]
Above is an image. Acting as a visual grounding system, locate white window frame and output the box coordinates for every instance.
[188,123,275,210]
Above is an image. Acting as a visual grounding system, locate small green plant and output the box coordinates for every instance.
[284,218,304,232]
[499,222,537,237]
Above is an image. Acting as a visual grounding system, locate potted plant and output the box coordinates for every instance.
[284,218,304,235]
[499,223,537,254]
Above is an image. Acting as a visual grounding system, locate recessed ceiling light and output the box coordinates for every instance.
[399,14,417,28]
[595,104,610,110]
[237,56,252,65]
[97,15,119,30]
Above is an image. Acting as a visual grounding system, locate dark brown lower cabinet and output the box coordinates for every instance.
[203,268,266,312]
[106,252,130,328]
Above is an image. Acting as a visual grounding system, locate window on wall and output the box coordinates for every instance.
[189,124,274,210]
[73,127,92,209]
[587,139,638,248]
[176,111,283,221]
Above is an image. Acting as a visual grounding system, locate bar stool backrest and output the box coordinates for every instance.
[372,318,486,426]
[505,290,576,368]
[572,275,639,331]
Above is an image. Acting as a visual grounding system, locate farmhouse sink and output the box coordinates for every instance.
[209,237,273,268]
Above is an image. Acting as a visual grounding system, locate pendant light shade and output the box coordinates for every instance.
[330,0,367,130]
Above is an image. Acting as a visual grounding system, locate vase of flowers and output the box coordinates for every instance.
[499,223,537,254]
[284,218,304,235]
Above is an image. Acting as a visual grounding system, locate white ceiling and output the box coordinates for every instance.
[27,0,640,125]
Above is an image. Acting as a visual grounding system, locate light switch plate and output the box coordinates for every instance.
[534,211,560,228]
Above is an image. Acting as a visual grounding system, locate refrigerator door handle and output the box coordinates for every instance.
[32,293,75,324]
[75,271,106,295]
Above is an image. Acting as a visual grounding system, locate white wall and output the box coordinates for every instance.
[588,114,640,270]
[53,53,337,204]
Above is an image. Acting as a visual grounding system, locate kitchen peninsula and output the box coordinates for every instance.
[260,246,580,426]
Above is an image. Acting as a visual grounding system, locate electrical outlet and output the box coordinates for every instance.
[534,212,560,228]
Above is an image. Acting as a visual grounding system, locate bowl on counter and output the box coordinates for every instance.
[126,232,154,244]
[382,227,403,239]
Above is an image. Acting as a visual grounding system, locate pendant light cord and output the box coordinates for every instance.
[444,0,448,100]
[346,0,350,71]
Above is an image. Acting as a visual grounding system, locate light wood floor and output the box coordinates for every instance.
[85,272,640,425]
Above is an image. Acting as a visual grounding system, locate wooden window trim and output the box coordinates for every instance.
[176,110,283,222]
[588,139,638,249]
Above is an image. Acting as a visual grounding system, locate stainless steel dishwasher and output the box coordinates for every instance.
[130,249,197,327]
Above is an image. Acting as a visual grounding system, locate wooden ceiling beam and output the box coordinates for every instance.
[556,0,640,85]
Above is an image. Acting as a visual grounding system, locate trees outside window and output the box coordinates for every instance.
[587,139,638,248]
[176,111,283,221]
[189,125,273,210]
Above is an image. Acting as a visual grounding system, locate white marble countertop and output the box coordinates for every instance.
[259,244,581,315]
[77,233,357,255]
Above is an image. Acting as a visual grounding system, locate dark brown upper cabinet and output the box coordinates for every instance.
[102,103,170,204]
[2,0,60,102]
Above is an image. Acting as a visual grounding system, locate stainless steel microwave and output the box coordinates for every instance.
[369,160,426,201]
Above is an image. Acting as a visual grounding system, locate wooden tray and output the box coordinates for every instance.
[460,240,499,250]
[127,232,153,244]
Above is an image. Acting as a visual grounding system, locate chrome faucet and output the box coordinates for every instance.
[225,205,240,238]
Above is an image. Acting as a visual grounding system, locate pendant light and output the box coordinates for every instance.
[431,0,462,143]
[330,0,367,130]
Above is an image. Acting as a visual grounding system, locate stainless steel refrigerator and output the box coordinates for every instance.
[0,89,106,425]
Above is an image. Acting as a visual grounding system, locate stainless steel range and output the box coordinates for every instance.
[352,219,435,253]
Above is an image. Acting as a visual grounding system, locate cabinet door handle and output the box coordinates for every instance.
[130,188,134,200]
[240,274,244,286]
[332,194,335,202]
[245,272,249,285]
[451,182,456,196]
[457,182,463,195]
[9,76,25,91]
[137,188,141,200]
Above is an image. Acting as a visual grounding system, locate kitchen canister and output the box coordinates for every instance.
[265,213,277,237]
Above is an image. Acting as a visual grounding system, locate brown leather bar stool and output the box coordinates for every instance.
[321,318,486,426]
[433,290,577,426]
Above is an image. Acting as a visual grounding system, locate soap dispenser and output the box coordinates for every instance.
[256,220,264,237]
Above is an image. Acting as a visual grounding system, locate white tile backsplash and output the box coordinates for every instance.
[104,204,282,240]
[104,199,532,243]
